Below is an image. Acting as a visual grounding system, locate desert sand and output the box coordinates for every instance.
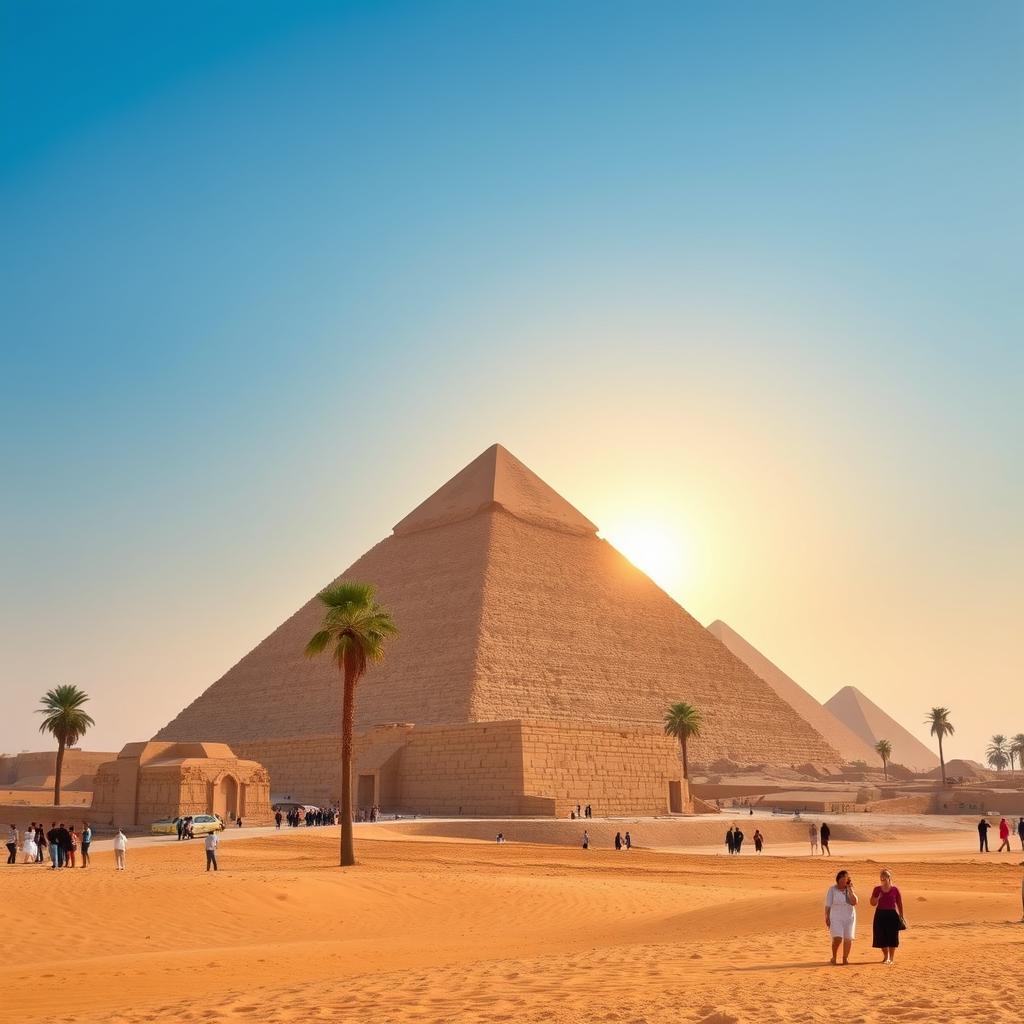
[2,826,1022,1024]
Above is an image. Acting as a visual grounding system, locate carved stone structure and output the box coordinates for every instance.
[156,444,843,816]
[90,741,272,826]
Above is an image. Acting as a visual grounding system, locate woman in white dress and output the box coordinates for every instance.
[21,829,37,864]
[824,869,858,965]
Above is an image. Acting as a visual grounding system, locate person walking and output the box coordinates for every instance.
[753,829,764,854]
[275,810,282,830]
[205,830,219,872]
[978,818,991,852]
[809,823,819,855]
[870,868,905,964]
[176,817,184,841]
[820,822,832,856]
[582,830,590,850]
[6,824,17,865]
[824,869,858,965]
[624,831,631,850]
[614,831,623,851]
[734,827,745,854]
[113,828,127,870]
[725,827,735,855]
[80,822,92,867]
[1018,817,1024,852]
[997,818,1012,853]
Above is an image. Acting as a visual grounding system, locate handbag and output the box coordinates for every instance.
[897,915,908,930]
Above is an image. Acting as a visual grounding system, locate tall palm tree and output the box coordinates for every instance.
[986,735,1009,772]
[1011,734,1024,774]
[305,581,397,867]
[36,685,95,806]
[663,701,703,782]
[874,739,893,780]
[926,707,954,785]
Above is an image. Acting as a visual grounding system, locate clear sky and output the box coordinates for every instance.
[2,2,1021,764]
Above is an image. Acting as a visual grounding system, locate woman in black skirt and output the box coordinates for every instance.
[870,868,905,964]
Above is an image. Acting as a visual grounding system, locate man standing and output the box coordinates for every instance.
[176,817,184,841]
[46,822,60,868]
[57,823,73,868]
[1018,818,1024,852]
[80,822,92,868]
[275,810,282,830]
[113,828,128,870]
[5,824,17,864]
[205,830,219,872]
[725,826,735,855]
[978,818,991,853]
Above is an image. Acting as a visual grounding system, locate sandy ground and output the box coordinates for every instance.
[2,827,1022,1024]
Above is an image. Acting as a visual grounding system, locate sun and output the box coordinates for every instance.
[601,519,692,595]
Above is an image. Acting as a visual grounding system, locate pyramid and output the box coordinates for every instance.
[156,444,842,808]
[824,686,939,772]
[707,620,881,766]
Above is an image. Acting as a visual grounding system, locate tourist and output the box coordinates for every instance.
[586,805,592,819]
[615,831,623,851]
[997,818,1011,853]
[820,822,832,856]
[205,829,219,871]
[6,824,19,864]
[46,822,60,868]
[733,827,744,854]
[1018,818,1024,852]
[624,832,631,850]
[35,823,46,863]
[80,822,92,867]
[753,829,764,854]
[809,823,819,855]
[495,832,504,843]
[176,817,184,841]
[870,868,905,964]
[113,828,128,870]
[582,830,590,850]
[235,816,243,829]
[725,827,735,855]
[21,825,37,864]
[978,818,991,852]
[576,804,581,818]
[824,869,858,965]
[67,826,79,868]
[275,810,282,829]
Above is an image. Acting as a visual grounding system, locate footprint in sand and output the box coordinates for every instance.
[697,1013,739,1024]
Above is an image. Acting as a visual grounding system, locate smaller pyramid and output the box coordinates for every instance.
[707,621,880,766]
[394,443,597,537]
[824,686,939,772]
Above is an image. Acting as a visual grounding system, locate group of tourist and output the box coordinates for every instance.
[6,821,94,867]
[808,822,833,855]
[724,824,765,853]
[976,816,1024,852]
[275,806,339,829]
[570,804,593,820]
[825,867,906,965]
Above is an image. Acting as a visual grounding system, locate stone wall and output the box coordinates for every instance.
[0,749,117,790]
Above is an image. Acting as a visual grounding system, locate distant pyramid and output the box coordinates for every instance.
[156,444,842,808]
[824,686,939,772]
[707,620,881,766]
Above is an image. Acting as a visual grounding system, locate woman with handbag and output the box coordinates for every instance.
[870,868,905,964]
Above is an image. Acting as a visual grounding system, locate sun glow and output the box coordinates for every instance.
[601,519,694,597]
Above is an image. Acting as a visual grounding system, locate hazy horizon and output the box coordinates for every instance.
[2,2,1021,763]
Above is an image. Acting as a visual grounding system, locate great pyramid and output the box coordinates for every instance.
[156,445,842,808]
[824,686,939,772]
[707,620,881,766]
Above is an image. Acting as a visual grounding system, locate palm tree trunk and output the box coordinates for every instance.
[938,734,946,785]
[340,666,356,867]
[53,736,65,806]
[680,737,689,781]
[882,757,887,781]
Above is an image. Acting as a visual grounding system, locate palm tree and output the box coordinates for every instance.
[986,735,1009,772]
[36,685,95,806]
[305,581,397,867]
[926,707,954,785]
[874,739,893,780]
[1012,734,1024,774]
[663,701,703,782]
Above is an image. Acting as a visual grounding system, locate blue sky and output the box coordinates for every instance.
[1,2,1021,759]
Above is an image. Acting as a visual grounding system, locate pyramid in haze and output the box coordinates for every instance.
[824,686,939,772]
[157,444,841,770]
[707,620,881,766]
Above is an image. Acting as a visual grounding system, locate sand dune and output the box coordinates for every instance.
[2,829,1022,1024]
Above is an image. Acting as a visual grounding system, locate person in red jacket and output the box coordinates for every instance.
[997,818,1012,853]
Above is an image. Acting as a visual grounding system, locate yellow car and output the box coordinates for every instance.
[150,814,225,836]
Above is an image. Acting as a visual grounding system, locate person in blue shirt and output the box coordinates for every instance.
[80,822,92,868]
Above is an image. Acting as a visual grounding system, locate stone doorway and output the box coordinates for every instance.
[216,775,239,820]
[357,773,376,809]
[668,780,683,814]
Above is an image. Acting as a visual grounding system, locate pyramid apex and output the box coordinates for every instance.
[393,444,597,537]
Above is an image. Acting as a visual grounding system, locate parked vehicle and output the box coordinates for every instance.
[150,813,225,836]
